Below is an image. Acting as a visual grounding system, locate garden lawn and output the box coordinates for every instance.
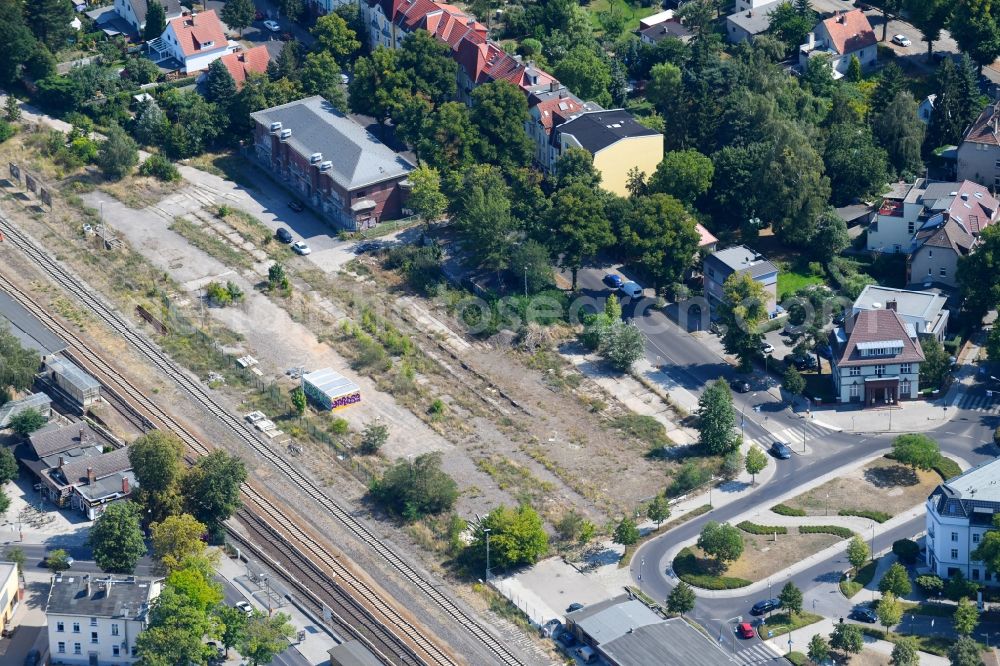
[585,0,662,33]
[755,611,823,639]
[781,457,940,518]
[840,559,877,598]
[777,270,824,301]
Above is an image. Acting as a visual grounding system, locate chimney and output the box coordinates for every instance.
[79,427,85,443]
[85,574,91,597]
[837,11,846,23]
[87,467,95,485]
[58,455,65,468]
[122,477,130,494]
[962,192,969,201]
[806,32,815,50]
[886,299,897,312]
[549,80,558,92]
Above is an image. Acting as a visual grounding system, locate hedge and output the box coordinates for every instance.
[673,547,752,590]
[771,504,806,517]
[799,525,854,538]
[838,508,891,523]
[933,457,962,481]
[737,521,788,535]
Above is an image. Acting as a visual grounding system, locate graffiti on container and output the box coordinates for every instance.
[330,392,361,410]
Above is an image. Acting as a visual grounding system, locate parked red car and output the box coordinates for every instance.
[737,623,755,639]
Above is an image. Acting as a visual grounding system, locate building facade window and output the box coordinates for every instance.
[91,631,98,644]
[111,624,119,636]
[113,645,121,657]
[850,367,860,376]
[57,622,64,633]
[908,221,914,234]
[952,532,959,541]
[901,363,911,374]
[58,642,65,654]
[951,548,959,559]
[90,617,97,627]
[875,364,886,376]
[74,643,81,655]
[940,267,947,277]
[901,380,910,395]
[974,533,981,544]
[850,384,859,397]
[73,622,80,633]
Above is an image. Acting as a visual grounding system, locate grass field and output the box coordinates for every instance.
[585,0,662,34]
[756,612,823,639]
[777,270,824,301]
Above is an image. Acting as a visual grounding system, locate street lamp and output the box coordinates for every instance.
[484,527,492,581]
[639,557,645,581]
[523,266,528,299]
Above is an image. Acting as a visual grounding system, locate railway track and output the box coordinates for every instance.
[0,212,529,666]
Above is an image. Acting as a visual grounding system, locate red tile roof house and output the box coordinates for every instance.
[831,307,924,406]
[250,96,415,231]
[207,45,271,89]
[153,10,234,74]
[798,10,877,78]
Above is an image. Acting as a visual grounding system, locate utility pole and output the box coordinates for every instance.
[523,266,528,299]
[484,527,492,581]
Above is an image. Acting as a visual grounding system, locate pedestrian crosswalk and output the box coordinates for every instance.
[955,391,1000,414]
[743,421,835,451]
[734,641,783,664]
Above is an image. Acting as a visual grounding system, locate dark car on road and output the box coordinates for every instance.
[730,379,751,393]
[556,630,576,648]
[566,602,585,613]
[750,598,782,615]
[603,273,624,289]
[770,442,792,460]
[850,606,878,623]
[785,353,817,371]
[275,227,293,243]
[287,199,305,212]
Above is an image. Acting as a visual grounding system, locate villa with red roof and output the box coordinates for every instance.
[799,10,877,78]
[214,45,271,89]
[831,307,924,405]
[156,10,234,74]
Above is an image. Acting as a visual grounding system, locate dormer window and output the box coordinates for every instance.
[199,40,214,49]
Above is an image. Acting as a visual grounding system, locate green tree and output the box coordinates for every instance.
[553,45,612,107]
[0,2,37,87]
[779,581,803,616]
[646,494,670,528]
[958,225,1000,322]
[553,147,601,190]
[470,504,549,569]
[182,451,247,536]
[45,548,72,573]
[783,366,806,396]
[905,0,953,56]
[97,123,139,181]
[948,635,984,666]
[396,29,458,106]
[697,521,744,565]
[920,335,952,389]
[555,509,587,542]
[829,622,864,655]
[647,149,715,205]
[744,446,768,484]
[618,194,700,293]
[348,48,403,126]
[359,422,389,454]
[166,558,223,612]
[948,0,1000,71]
[667,581,696,615]
[872,91,925,178]
[312,12,361,63]
[8,408,46,436]
[299,52,347,111]
[928,57,981,149]
[720,450,743,481]
[549,182,613,290]
[151,513,208,573]
[847,535,870,569]
[144,0,167,41]
[760,121,831,248]
[370,452,458,521]
[878,591,903,634]
[89,501,147,573]
[221,0,255,36]
[268,262,289,291]
[128,430,186,524]
[612,516,640,546]
[509,241,554,294]
[768,2,815,53]
[719,273,768,371]
[290,387,306,416]
[26,0,74,52]
[408,164,447,224]
[879,562,913,597]
[470,80,533,170]
[204,59,238,109]
[891,434,941,471]
[847,55,863,82]
[3,546,25,579]
[278,0,305,22]
[599,320,645,372]
[418,102,475,174]
[824,122,889,206]
[954,596,980,636]
[696,379,739,455]
[973,515,1000,575]
[4,95,20,122]
[240,612,295,666]
[214,605,249,657]
[808,634,830,664]
[136,587,217,666]
[453,165,518,273]
[891,636,920,666]
[645,62,682,123]
[0,324,40,397]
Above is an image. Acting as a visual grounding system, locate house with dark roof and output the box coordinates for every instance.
[831,306,924,405]
[526,85,598,170]
[726,0,784,43]
[799,10,877,78]
[702,246,779,317]
[250,96,415,231]
[553,110,664,196]
[639,20,693,45]
[46,574,161,665]
[565,596,736,666]
[153,10,233,74]
[925,458,1000,585]
[957,100,1000,188]
[112,0,182,36]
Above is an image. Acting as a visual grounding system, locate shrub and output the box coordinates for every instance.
[892,538,920,565]
[737,521,788,536]
[0,120,15,143]
[798,525,854,538]
[329,417,349,436]
[932,457,962,481]
[673,547,751,590]
[427,398,446,416]
[772,504,806,517]
[944,571,979,601]
[139,154,180,182]
[916,574,944,594]
[667,462,711,497]
[839,509,891,523]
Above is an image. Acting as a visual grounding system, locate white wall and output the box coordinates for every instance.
[49,614,146,665]
[926,501,998,585]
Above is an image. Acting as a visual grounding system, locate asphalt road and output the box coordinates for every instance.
[573,265,999,662]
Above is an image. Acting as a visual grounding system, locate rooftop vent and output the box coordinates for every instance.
[950,191,958,196]
[962,192,969,200]
[319,161,332,172]
[872,302,882,309]
[310,152,323,164]
[269,121,282,134]
[278,128,292,141]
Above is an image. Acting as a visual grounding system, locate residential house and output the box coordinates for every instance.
[526,85,599,171]
[919,94,936,124]
[639,21,693,45]
[695,223,718,253]
[866,179,998,254]
[552,110,664,197]
[47,575,161,665]
[853,285,949,340]
[835,203,876,227]
[726,1,784,44]
[957,99,1000,188]
[565,596,735,666]
[733,0,781,13]
[212,45,271,89]
[0,392,52,429]
[0,563,19,637]
[925,458,1000,586]
[908,217,978,289]
[639,9,675,30]
[112,0,182,36]
[151,10,234,74]
[799,10,877,78]
[702,246,779,318]
[830,306,924,405]
[250,96,415,231]
[58,448,138,520]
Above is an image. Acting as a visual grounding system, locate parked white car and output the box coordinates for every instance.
[292,241,312,255]
[263,20,280,32]
[891,34,911,47]
[618,281,644,299]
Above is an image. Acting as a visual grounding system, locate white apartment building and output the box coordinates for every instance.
[47,575,161,666]
[925,458,1000,585]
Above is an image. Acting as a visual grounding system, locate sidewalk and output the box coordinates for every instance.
[215,551,337,666]
[762,616,950,665]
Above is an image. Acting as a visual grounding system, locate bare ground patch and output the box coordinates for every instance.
[782,457,940,517]
[721,531,841,582]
